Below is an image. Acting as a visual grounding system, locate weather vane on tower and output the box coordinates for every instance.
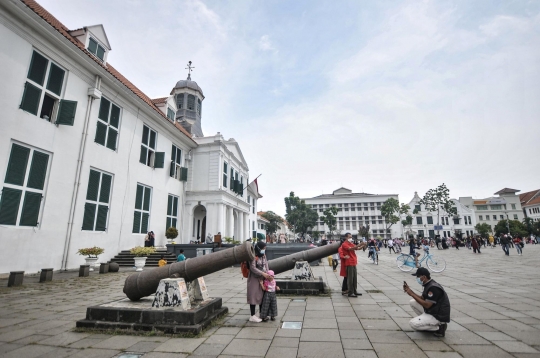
[186,61,195,80]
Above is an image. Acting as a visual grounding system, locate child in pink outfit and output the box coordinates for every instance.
[260,270,280,321]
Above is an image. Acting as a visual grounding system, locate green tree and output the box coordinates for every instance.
[284,192,318,238]
[380,198,410,237]
[419,183,457,236]
[321,206,339,240]
[523,217,535,236]
[493,219,527,237]
[358,225,370,240]
[261,211,282,235]
[401,215,413,237]
[474,223,492,239]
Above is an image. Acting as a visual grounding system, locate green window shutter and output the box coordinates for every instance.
[19,191,42,226]
[5,144,30,186]
[27,151,49,190]
[154,152,165,168]
[132,211,141,233]
[46,63,65,96]
[143,187,151,211]
[139,146,147,164]
[98,98,110,122]
[106,128,117,150]
[95,205,108,231]
[167,195,173,216]
[95,121,107,145]
[20,82,42,116]
[135,184,144,210]
[173,196,178,216]
[27,51,48,85]
[0,187,22,225]
[169,161,175,177]
[82,203,96,230]
[96,45,105,61]
[109,105,120,128]
[88,38,98,54]
[86,170,100,201]
[56,100,77,125]
[180,167,188,181]
[141,212,149,233]
[99,173,112,203]
[171,145,176,163]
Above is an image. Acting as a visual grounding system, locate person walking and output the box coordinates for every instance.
[500,234,510,256]
[514,237,523,256]
[388,238,396,254]
[247,241,271,322]
[471,237,481,254]
[341,233,367,297]
[404,268,451,337]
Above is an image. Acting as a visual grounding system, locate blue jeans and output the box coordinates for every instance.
[502,244,509,256]
[516,244,522,254]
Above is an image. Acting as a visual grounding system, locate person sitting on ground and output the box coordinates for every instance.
[404,267,451,337]
[177,249,186,262]
[158,255,167,267]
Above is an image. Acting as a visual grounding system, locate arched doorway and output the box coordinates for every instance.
[193,204,206,242]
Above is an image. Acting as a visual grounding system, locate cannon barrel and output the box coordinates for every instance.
[268,242,340,275]
[124,241,255,301]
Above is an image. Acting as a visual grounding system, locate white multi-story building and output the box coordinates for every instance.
[303,187,401,239]
[520,189,540,223]
[406,192,477,239]
[0,0,255,273]
[459,188,525,233]
[247,180,262,239]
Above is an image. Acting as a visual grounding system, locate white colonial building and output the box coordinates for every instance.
[303,187,401,239]
[406,192,477,239]
[520,189,540,223]
[0,0,256,274]
[247,180,262,239]
[459,188,524,233]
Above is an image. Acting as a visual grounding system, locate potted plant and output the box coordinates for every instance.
[77,246,104,272]
[165,226,179,244]
[130,246,156,271]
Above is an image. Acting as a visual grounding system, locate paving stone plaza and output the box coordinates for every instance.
[0,245,539,358]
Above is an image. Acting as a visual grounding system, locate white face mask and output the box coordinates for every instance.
[348,238,353,242]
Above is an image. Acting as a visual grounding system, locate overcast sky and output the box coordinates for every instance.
[41,0,540,217]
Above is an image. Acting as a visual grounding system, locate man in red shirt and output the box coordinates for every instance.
[341,233,367,297]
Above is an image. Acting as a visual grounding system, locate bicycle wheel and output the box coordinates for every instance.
[426,255,446,272]
[397,255,414,272]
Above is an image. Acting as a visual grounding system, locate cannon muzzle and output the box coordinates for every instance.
[124,241,255,301]
[268,242,340,275]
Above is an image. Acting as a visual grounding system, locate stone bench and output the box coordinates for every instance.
[39,268,53,282]
[79,265,90,277]
[8,271,24,287]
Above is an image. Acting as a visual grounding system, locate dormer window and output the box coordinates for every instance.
[167,107,175,121]
[88,38,105,61]
[187,94,195,110]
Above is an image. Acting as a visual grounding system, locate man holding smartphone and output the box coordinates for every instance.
[403,267,450,337]
[341,233,367,297]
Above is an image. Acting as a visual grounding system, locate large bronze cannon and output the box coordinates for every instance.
[124,241,255,301]
[268,242,340,275]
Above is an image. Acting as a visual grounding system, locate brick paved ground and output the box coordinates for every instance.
[0,244,539,357]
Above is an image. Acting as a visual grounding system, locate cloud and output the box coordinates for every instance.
[258,35,276,52]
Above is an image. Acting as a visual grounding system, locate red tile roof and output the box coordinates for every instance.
[520,189,540,207]
[152,97,168,104]
[494,188,520,195]
[20,0,196,143]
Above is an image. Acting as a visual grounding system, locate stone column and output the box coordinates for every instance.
[216,203,224,236]
[243,212,249,242]
[238,211,244,242]
[228,206,234,238]
[206,203,215,237]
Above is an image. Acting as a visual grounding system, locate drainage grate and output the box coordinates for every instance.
[365,290,383,293]
[282,321,302,329]
[291,298,306,302]
[116,354,143,358]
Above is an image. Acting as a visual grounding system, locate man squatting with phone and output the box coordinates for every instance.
[403,267,451,337]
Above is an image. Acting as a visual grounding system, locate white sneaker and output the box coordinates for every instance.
[249,315,262,322]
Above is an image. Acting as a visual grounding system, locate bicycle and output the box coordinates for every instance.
[369,247,378,265]
[396,250,446,273]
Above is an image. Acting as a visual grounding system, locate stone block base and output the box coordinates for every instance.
[275,276,327,295]
[76,297,227,335]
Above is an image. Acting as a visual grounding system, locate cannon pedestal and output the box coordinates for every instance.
[275,261,328,295]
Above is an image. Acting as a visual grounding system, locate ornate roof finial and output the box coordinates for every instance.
[186,60,195,80]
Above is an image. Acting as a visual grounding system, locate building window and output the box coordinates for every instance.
[513,214,518,220]
[351,207,355,211]
[346,222,350,230]
[415,205,421,212]
[492,215,497,220]
[418,230,424,237]
[230,168,234,190]
[170,145,182,179]
[476,205,488,210]
[187,94,196,110]
[416,217,423,224]
[166,194,179,229]
[500,215,504,220]
[176,93,184,109]
[87,37,105,61]
[20,51,77,125]
[140,125,157,166]
[223,162,228,188]
[0,143,49,226]
[82,169,112,231]
[240,176,244,197]
[491,205,502,210]
[167,107,175,121]
[427,216,433,224]
[95,97,120,151]
[133,184,151,234]
[428,230,435,238]
[511,204,516,209]
[479,215,483,221]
